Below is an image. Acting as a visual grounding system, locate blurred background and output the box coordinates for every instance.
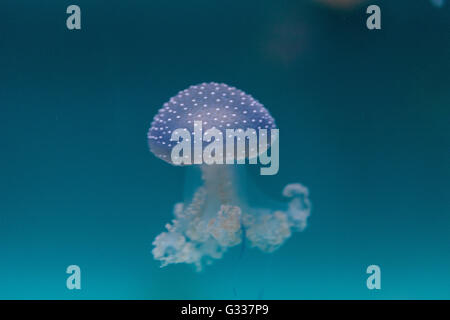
[0,0,449,299]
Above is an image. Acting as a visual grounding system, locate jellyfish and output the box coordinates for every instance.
[148,82,311,271]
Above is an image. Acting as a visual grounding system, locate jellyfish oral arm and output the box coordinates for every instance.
[169,121,279,175]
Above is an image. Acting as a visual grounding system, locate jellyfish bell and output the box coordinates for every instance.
[147,82,279,175]
[148,82,311,271]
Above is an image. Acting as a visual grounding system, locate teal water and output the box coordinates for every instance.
[0,0,449,299]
